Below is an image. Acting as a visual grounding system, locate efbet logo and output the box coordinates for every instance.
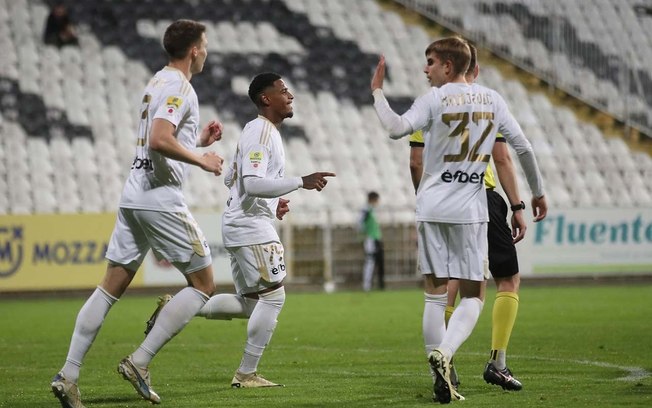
[131,156,154,170]
[0,226,24,278]
[441,170,485,184]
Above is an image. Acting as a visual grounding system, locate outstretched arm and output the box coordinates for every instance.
[243,176,303,198]
[243,172,336,198]
[300,172,336,191]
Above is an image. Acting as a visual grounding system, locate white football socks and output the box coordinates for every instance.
[438,297,484,360]
[132,287,208,368]
[492,350,507,370]
[61,286,118,383]
[423,292,447,356]
[238,287,285,374]
[197,293,257,320]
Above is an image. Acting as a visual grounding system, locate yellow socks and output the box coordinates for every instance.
[445,305,455,327]
[490,292,519,369]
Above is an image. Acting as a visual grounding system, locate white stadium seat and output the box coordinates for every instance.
[0,0,651,219]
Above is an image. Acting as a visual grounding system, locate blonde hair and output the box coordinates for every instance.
[466,42,477,75]
[425,37,471,77]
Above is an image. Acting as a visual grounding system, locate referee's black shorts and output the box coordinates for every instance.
[486,189,519,278]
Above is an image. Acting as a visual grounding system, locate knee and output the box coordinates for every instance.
[496,275,519,293]
[195,282,216,297]
[242,297,258,317]
[259,286,285,309]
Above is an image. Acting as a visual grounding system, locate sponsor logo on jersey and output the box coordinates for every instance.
[166,96,182,109]
[441,170,485,184]
[165,96,182,115]
[131,157,154,170]
[249,151,263,168]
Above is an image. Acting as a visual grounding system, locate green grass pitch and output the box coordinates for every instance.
[1,284,651,407]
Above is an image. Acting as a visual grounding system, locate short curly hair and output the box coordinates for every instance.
[248,72,282,107]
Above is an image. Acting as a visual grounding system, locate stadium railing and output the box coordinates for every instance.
[393,0,652,139]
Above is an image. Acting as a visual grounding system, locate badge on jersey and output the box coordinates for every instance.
[249,151,263,168]
[165,96,183,114]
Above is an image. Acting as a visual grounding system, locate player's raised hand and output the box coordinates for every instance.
[301,172,336,192]
[371,55,386,91]
[201,151,224,176]
[199,120,224,147]
[511,210,527,244]
[531,195,548,222]
[276,198,290,220]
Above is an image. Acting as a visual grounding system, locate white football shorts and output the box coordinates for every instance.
[227,241,286,294]
[105,208,212,274]
[416,221,489,282]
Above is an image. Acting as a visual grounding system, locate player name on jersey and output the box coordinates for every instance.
[441,91,493,107]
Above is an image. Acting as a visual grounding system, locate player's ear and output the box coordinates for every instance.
[261,94,270,106]
[444,60,452,76]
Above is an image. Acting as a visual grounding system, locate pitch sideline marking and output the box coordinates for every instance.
[464,352,650,382]
[531,356,649,382]
[275,346,649,382]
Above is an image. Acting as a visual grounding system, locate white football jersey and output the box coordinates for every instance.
[119,67,199,212]
[403,82,534,223]
[222,116,286,247]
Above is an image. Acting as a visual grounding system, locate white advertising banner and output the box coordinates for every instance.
[519,208,652,275]
[142,212,233,285]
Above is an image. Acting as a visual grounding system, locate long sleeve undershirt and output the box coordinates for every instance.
[514,149,544,198]
[243,176,303,198]
[372,89,413,138]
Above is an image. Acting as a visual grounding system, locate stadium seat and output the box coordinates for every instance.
[547,185,573,208]
[33,189,58,214]
[630,187,652,206]
[0,0,650,220]
[407,0,652,132]
[8,175,32,214]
